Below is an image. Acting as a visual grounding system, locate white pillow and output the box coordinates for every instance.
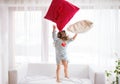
[67,20,93,33]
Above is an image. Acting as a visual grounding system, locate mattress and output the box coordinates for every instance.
[19,75,92,84]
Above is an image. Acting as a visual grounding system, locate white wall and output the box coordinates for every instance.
[0,13,2,84]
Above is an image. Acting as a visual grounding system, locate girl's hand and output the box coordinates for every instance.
[53,25,56,31]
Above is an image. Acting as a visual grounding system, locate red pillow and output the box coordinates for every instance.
[44,0,79,31]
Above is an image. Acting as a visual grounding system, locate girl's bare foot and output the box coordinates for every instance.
[65,76,69,79]
[56,79,61,83]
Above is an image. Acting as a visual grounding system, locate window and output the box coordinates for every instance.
[48,9,98,64]
[48,9,118,65]
[13,9,119,66]
[14,11,42,64]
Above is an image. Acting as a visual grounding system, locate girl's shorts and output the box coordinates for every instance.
[56,56,69,65]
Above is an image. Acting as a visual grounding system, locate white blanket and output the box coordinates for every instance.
[20,76,92,84]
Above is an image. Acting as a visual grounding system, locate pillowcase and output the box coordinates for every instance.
[44,0,79,31]
[67,20,93,33]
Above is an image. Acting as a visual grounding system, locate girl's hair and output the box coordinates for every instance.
[57,30,69,41]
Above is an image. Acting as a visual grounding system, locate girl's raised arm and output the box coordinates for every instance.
[72,34,77,40]
[52,25,57,41]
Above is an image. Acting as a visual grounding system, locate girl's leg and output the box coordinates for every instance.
[62,60,69,78]
[56,64,61,82]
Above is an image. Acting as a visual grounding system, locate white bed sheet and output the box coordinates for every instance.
[19,75,92,84]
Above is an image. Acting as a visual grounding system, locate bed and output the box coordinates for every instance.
[9,63,105,84]
[19,75,92,84]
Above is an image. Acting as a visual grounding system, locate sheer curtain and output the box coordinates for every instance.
[0,0,120,84]
[0,1,49,84]
[0,6,9,84]
[11,7,42,64]
[95,9,118,67]
[118,10,120,57]
[9,8,50,70]
[48,9,119,67]
[10,1,118,66]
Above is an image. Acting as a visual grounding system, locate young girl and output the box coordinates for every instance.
[52,25,77,82]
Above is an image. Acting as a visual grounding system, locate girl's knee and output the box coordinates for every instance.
[64,67,68,70]
[57,67,60,70]
[56,65,61,71]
